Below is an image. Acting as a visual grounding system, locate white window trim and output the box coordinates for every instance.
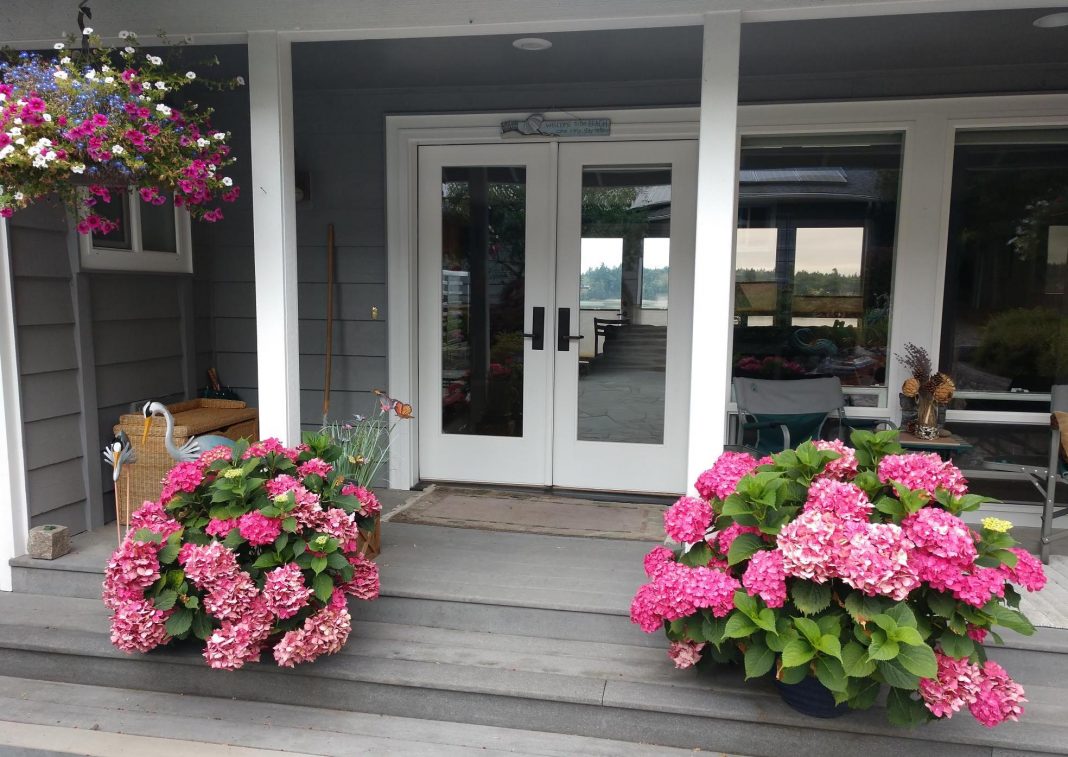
[76,187,193,274]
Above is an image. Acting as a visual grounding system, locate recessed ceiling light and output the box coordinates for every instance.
[1034,12,1068,28]
[513,37,552,51]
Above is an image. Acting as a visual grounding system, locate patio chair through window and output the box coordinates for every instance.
[733,376,891,456]
[983,384,1068,564]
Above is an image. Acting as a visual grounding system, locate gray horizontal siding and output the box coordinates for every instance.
[9,207,92,534]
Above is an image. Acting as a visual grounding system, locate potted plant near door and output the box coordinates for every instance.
[630,430,1047,728]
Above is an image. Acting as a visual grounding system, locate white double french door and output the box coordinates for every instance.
[417,140,697,494]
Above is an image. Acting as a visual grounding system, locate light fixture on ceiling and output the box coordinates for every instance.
[1033,11,1068,28]
[512,37,552,51]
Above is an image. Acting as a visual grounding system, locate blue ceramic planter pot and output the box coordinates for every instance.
[775,676,850,718]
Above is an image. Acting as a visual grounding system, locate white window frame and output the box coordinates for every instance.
[735,95,1068,431]
[77,187,193,274]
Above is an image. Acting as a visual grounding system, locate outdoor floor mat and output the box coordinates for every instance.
[385,485,667,541]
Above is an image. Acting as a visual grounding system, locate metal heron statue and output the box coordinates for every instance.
[141,401,235,462]
[102,430,136,542]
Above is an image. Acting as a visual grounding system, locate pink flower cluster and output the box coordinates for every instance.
[262,563,313,619]
[340,553,380,600]
[742,549,787,608]
[777,509,862,583]
[298,458,333,478]
[643,546,675,579]
[802,478,872,521]
[878,453,968,498]
[158,461,204,503]
[273,595,353,668]
[202,598,274,671]
[663,496,712,544]
[668,640,706,669]
[715,522,762,555]
[340,483,382,518]
[694,452,762,501]
[243,438,299,461]
[103,536,162,610]
[813,438,859,480]
[920,653,1026,727]
[109,597,172,653]
[268,475,324,528]
[237,511,282,547]
[630,561,740,633]
[126,500,182,539]
[1000,548,1047,592]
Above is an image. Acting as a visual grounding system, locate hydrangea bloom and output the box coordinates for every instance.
[878,453,968,497]
[262,563,312,619]
[643,546,675,578]
[628,562,740,633]
[694,452,761,501]
[298,457,333,478]
[999,547,1047,592]
[901,507,977,566]
[196,444,232,469]
[109,598,171,653]
[946,567,1006,608]
[813,438,859,480]
[777,510,862,583]
[969,661,1026,727]
[202,598,274,671]
[668,640,706,669]
[919,652,981,718]
[663,496,713,544]
[340,552,380,600]
[242,438,298,460]
[158,460,203,503]
[126,500,182,539]
[742,549,787,608]
[104,537,161,597]
[836,522,920,601]
[273,599,353,668]
[237,511,283,547]
[314,507,361,547]
[802,478,872,521]
[340,483,382,518]
[179,542,239,587]
[204,517,239,538]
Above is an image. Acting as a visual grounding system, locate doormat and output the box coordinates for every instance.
[385,485,667,541]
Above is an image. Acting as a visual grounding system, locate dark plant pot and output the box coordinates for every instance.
[775,676,850,719]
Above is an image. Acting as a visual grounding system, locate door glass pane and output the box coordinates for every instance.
[577,165,671,444]
[940,128,1068,417]
[440,166,526,437]
[735,133,903,408]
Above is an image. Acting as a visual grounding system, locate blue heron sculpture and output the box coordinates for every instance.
[141,401,235,463]
[102,430,137,542]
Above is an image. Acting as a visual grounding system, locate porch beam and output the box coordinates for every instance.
[686,10,742,490]
[0,220,29,590]
[248,32,301,445]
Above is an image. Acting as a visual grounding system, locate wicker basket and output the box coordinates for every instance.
[113,398,258,524]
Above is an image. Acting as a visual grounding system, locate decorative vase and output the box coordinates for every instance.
[915,393,939,440]
[775,676,850,718]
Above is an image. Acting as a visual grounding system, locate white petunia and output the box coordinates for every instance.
[185,71,196,80]
[12,118,21,126]
[82,26,93,35]
[0,145,14,160]
[101,65,110,72]
[104,77,114,84]
[154,81,167,90]
[124,46,135,54]
[43,114,52,122]
[119,31,131,39]
[71,163,86,174]
[44,150,56,160]
[54,42,65,50]
[155,104,172,116]
[53,70,68,80]
[196,137,210,148]
[213,132,225,140]
[32,154,48,168]
[235,76,245,86]
[13,192,24,201]
[85,70,96,79]
[9,127,21,136]
[146,55,162,66]
[222,177,233,187]
[112,145,125,154]
[60,56,71,64]
[14,138,25,145]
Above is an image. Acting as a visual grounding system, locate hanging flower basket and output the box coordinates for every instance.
[0,29,241,233]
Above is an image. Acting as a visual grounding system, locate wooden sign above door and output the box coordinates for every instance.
[501,114,611,138]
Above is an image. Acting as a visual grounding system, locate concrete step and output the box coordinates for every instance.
[0,591,1066,757]
[0,676,704,757]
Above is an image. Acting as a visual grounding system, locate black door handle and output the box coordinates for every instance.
[522,306,545,351]
[557,307,584,351]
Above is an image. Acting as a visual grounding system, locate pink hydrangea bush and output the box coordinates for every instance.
[102,433,380,670]
[631,429,1046,728]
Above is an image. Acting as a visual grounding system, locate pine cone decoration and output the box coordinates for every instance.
[932,373,955,404]
[902,377,920,397]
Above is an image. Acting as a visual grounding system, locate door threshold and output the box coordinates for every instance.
[415,479,677,506]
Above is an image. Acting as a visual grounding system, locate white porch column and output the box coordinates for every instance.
[686,11,742,490]
[248,32,301,444]
[0,220,29,590]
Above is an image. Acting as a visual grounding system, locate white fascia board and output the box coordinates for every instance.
[1,0,1066,47]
